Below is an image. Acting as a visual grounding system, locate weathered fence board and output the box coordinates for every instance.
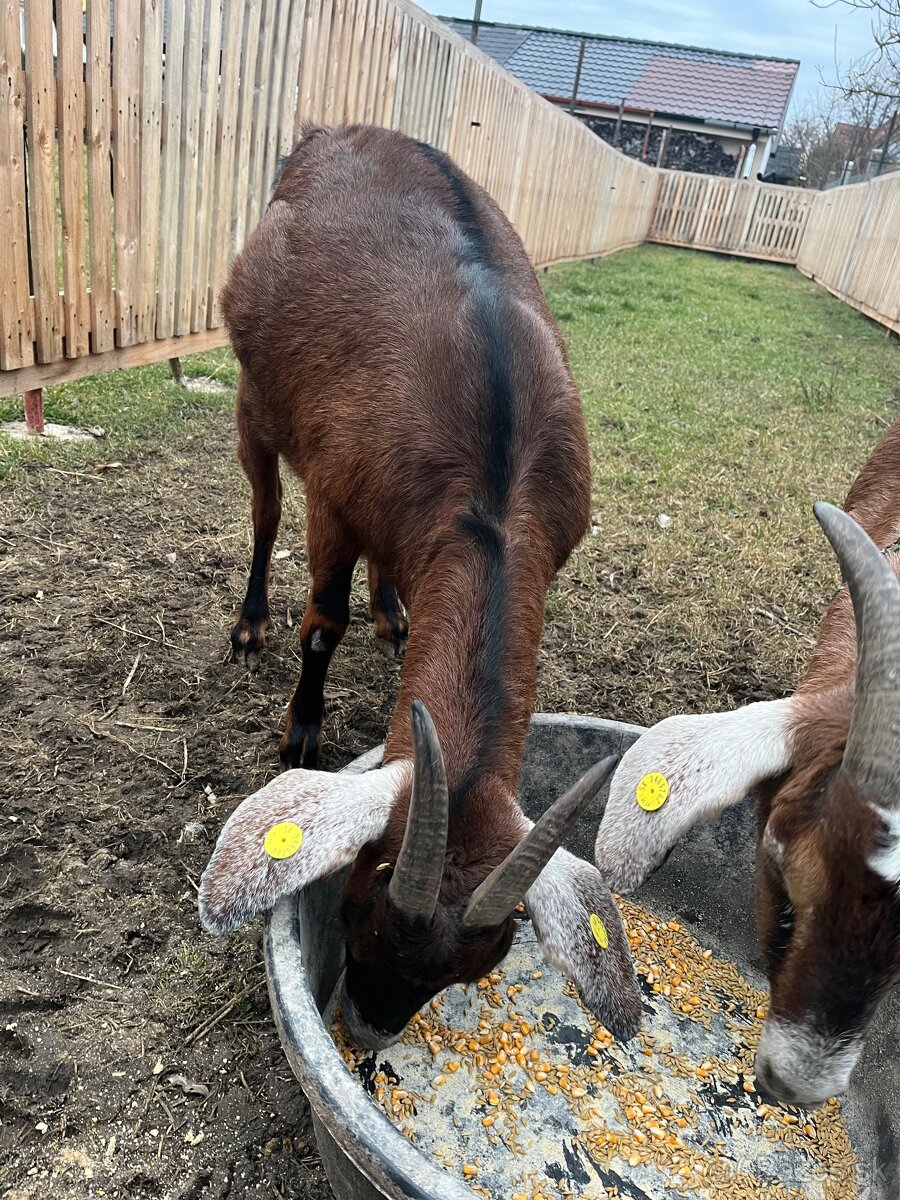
[0,0,32,369]
[207,0,243,325]
[139,0,164,340]
[25,0,61,363]
[56,3,89,358]
[85,0,114,354]
[191,0,224,331]
[112,0,142,346]
[155,0,184,339]
[174,0,205,336]
[1,0,896,399]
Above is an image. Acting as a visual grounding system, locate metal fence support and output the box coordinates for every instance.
[470,0,482,44]
[568,39,586,115]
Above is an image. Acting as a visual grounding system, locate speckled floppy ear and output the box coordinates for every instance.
[198,760,411,935]
[594,700,796,895]
[527,848,643,1042]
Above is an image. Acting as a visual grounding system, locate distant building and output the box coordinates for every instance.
[759,142,802,185]
[823,115,900,186]
[442,17,798,179]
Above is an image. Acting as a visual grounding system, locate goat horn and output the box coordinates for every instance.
[814,501,900,803]
[388,700,449,921]
[463,754,620,928]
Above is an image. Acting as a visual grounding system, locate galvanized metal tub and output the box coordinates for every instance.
[264,714,899,1200]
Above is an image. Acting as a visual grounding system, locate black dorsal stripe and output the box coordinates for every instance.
[418,141,517,806]
[416,140,490,265]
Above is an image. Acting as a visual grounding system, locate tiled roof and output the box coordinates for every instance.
[442,18,798,132]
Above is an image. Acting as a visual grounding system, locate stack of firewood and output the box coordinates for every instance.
[581,116,738,177]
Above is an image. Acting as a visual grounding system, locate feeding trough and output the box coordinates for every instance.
[264,715,900,1200]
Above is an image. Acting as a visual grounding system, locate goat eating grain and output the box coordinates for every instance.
[198,126,641,1049]
[595,418,900,1108]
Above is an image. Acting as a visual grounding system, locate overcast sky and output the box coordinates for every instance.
[423,0,880,115]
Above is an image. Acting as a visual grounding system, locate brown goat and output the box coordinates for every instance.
[596,417,900,1107]
[198,126,641,1047]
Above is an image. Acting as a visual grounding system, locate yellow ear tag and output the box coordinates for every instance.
[264,821,304,860]
[636,772,669,812]
[589,913,609,949]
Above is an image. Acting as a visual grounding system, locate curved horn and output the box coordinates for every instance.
[463,754,620,928]
[814,501,900,802]
[388,701,449,920]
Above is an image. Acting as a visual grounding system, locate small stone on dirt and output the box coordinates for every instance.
[167,1074,210,1097]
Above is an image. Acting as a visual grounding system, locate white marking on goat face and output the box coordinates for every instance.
[755,1015,862,1108]
[867,804,900,886]
[595,698,795,895]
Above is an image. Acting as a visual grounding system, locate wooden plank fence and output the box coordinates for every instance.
[0,0,657,397]
[648,166,900,334]
[1,0,897,401]
[648,170,814,263]
[796,173,900,335]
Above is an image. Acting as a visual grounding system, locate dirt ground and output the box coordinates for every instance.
[0,394,806,1200]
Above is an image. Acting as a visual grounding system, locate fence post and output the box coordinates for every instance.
[24,390,45,434]
[469,0,482,44]
[613,98,625,146]
[641,114,654,161]
[656,127,670,168]
[568,39,586,116]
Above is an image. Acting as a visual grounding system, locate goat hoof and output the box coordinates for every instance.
[231,615,270,664]
[280,724,322,771]
[373,613,408,659]
[374,631,407,660]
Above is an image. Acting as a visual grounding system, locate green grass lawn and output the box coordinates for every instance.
[2,244,898,720]
[0,346,238,479]
[538,246,899,720]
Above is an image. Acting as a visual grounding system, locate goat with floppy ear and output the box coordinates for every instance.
[595,417,900,1108]
[201,705,635,1047]
[199,125,642,1048]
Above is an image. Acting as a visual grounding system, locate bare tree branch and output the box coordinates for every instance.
[813,0,900,102]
